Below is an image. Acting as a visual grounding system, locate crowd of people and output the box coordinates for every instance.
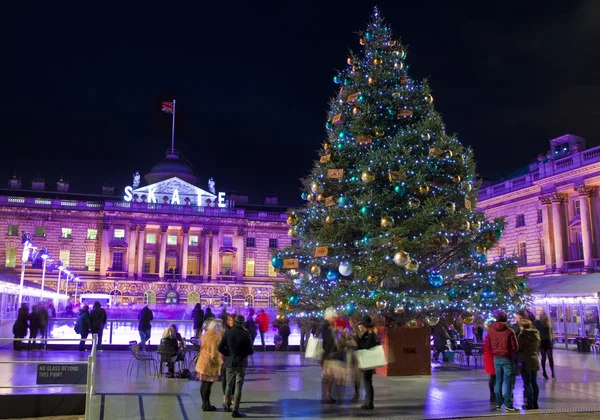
[11,301,55,351]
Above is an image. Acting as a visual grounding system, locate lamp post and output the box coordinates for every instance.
[65,273,72,297]
[40,249,50,299]
[18,232,34,308]
[74,276,80,304]
[55,266,64,308]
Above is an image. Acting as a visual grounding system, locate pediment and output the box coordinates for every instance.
[133,177,216,198]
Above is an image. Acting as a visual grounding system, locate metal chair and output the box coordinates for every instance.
[157,341,184,378]
[127,341,157,378]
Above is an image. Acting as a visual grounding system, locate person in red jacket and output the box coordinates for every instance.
[256,309,270,352]
[485,312,518,412]
[483,321,497,403]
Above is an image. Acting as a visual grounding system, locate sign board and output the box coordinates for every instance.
[37,363,88,385]
[283,258,299,269]
[356,136,373,145]
[327,169,344,179]
[320,154,331,163]
[315,246,329,257]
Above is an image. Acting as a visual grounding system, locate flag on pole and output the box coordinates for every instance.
[161,101,174,114]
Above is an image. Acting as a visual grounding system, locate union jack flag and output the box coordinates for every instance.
[161,101,174,114]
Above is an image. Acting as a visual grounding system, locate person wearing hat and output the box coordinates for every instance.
[356,315,380,410]
[320,307,343,403]
[218,314,254,418]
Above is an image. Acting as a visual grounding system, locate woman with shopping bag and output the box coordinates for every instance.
[356,316,380,410]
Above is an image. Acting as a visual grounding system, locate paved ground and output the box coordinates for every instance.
[1,347,599,419]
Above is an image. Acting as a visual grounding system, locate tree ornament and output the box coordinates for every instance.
[343,77,353,86]
[361,170,375,183]
[326,269,340,282]
[325,215,334,225]
[367,274,378,283]
[444,150,453,159]
[278,301,285,309]
[365,30,374,41]
[447,288,458,299]
[325,121,333,130]
[421,133,431,141]
[337,195,348,206]
[287,227,297,238]
[287,213,300,226]
[316,193,325,202]
[409,198,421,208]
[288,295,300,305]
[461,221,471,231]
[462,181,472,192]
[339,261,353,276]
[405,260,419,272]
[394,61,403,69]
[373,57,382,65]
[311,181,323,194]
[333,75,341,84]
[360,205,373,216]
[271,256,283,269]
[445,202,456,213]
[368,76,377,84]
[359,37,365,45]
[475,245,487,254]
[394,184,406,196]
[346,302,357,316]
[301,192,308,200]
[358,94,367,103]
[347,57,353,65]
[406,319,419,329]
[452,175,461,183]
[306,193,315,203]
[462,315,475,325]
[393,251,410,267]
[352,64,360,72]
[361,233,372,244]
[472,221,482,230]
[418,184,430,194]
[477,252,487,263]
[425,94,434,104]
[375,130,385,137]
[425,317,440,327]
[494,227,503,239]
[428,273,444,288]
[350,106,360,116]
[380,215,395,229]
[310,265,322,277]
[394,306,405,315]
[395,49,406,59]
[439,236,450,247]
[387,107,396,116]
[375,300,387,310]
[323,141,332,151]
[429,147,443,158]
[276,314,283,321]
[518,281,527,291]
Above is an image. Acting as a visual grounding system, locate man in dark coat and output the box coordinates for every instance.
[90,301,107,351]
[137,305,153,351]
[75,305,92,351]
[191,303,204,338]
[218,315,254,418]
[28,305,41,351]
[12,303,29,351]
[38,303,49,350]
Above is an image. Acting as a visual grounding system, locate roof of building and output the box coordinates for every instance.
[528,274,600,297]
[144,150,199,186]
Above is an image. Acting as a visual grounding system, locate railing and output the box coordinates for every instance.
[216,275,238,283]
[0,336,97,420]
[564,260,584,272]
[0,196,104,211]
[185,274,204,282]
[480,144,600,200]
[106,271,128,279]
[246,211,289,222]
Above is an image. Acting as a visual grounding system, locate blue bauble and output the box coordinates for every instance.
[358,94,367,103]
[338,130,347,139]
[301,192,308,200]
[346,302,357,316]
[326,269,340,282]
[394,184,406,196]
[494,227,503,239]
[478,253,487,263]
[333,75,341,84]
[339,261,353,276]
[343,77,353,86]
[481,290,496,299]
[338,195,347,206]
[325,121,333,130]
[271,256,283,269]
[288,295,300,305]
[447,288,458,299]
[361,234,372,245]
[428,273,444,288]
[360,205,373,216]
[365,30,374,41]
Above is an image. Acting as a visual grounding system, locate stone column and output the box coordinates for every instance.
[127,224,137,278]
[136,225,146,280]
[203,231,211,282]
[181,226,190,280]
[211,230,220,281]
[539,195,555,273]
[551,193,567,272]
[236,228,245,283]
[99,223,111,278]
[159,225,168,281]
[577,186,595,271]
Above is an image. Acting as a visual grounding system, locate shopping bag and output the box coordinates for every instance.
[305,337,323,359]
[356,345,387,370]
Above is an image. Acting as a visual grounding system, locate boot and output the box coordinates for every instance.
[361,403,374,410]
[543,372,549,380]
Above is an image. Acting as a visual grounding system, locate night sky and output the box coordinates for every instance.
[2,1,598,206]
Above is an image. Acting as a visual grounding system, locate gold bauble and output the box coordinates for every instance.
[446,202,456,213]
[406,319,419,329]
[359,38,366,45]
[439,236,450,247]
[444,150,453,159]
[388,170,406,182]
[325,215,334,224]
[323,142,332,151]
[311,181,323,194]
[475,245,487,254]
[429,147,443,157]
[375,300,387,311]
[278,301,285,309]
[361,170,375,183]
[287,214,300,226]
[373,57,382,65]
[409,198,421,208]
[452,174,461,183]
[422,133,431,141]
[394,306,405,315]
[507,284,518,297]
[463,182,472,192]
[394,61,403,69]
[310,265,321,276]
[393,250,410,267]
[375,130,385,137]
[461,221,471,231]
[347,57,353,65]
[352,106,360,115]
[425,94,434,104]
[396,49,406,59]
[368,76,377,84]
[367,274,378,283]
[380,216,395,229]
[306,193,315,202]
[288,227,298,238]
[405,260,420,272]
[473,221,482,230]
[316,193,325,202]
[425,317,440,327]
[418,184,430,194]
[352,64,359,72]
[462,315,475,325]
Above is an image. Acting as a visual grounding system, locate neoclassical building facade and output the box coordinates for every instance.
[478,134,600,274]
[0,150,289,309]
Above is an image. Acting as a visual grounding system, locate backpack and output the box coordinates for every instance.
[177,368,191,379]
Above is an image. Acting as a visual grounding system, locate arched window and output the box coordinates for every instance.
[244,295,254,308]
[222,293,232,308]
[188,291,200,307]
[144,290,156,305]
[166,291,179,304]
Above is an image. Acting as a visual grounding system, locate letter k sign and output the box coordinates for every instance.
[148,187,157,204]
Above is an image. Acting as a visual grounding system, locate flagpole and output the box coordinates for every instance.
[171,100,176,154]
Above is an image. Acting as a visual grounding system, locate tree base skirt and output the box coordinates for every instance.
[376,326,431,376]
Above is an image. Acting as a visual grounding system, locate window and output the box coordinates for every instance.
[61,227,72,239]
[187,257,198,275]
[223,235,233,247]
[246,237,255,247]
[146,233,157,244]
[189,235,199,246]
[269,238,278,249]
[87,229,97,240]
[537,209,543,224]
[59,250,70,268]
[574,200,581,216]
[112,251,124,271]
[144,290,156,305]
[222,293,232,307]
[166,291,178,304]
[245,258,255,277]
[499,246,506,258]
[576,233,584,260]
[85,252,96,271]
[539,239,545,265]
[34,226,46,237]
[167,235,178,245]
[222,255,233,275]
[113,229,125,240]
[517,242,527,265]
[268,261,277,277]
[245,295,254,308]
[5,248,16,267]
[8,225,19,236]
[515,214,525,228]
[144,256,156,273]
[188,291,200,307]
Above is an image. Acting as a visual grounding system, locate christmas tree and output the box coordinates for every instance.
[273,9,527,327]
